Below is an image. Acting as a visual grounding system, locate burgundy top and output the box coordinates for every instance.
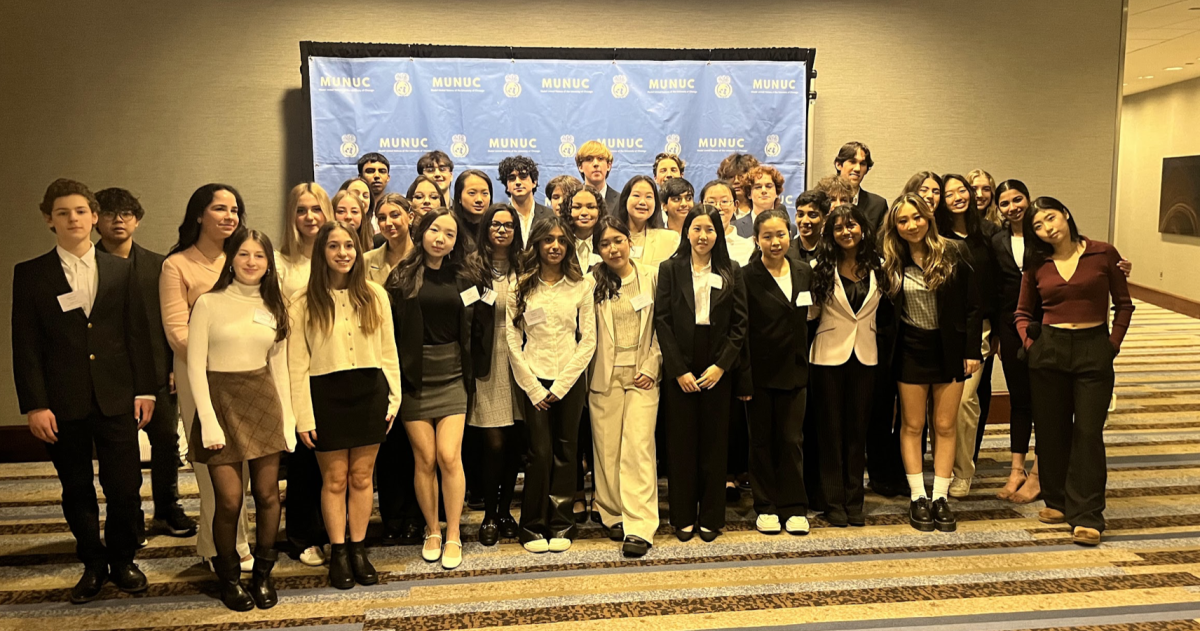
[1015,238,1134,351]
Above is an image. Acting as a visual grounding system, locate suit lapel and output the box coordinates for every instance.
[601,291,615,345]
[94,252,116,321]
[676,260,695,313]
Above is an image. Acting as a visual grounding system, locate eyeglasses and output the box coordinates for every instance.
[490,221,515,232]
[99,210,138,220]
[708,199,734,208]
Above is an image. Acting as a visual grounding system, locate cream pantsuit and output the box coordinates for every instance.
[953,321,993,483]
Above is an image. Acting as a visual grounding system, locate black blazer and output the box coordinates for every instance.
[654,257,749,381]
[96,241,171,390]
[388,270,481,396]
[888,242,984,368]
[603,184,621,212]
[990,226,1024,328]
[743,257,813,390]
[12,248,157,421]
[857,188,889,229]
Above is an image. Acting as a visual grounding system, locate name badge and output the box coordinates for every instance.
[57,290,88,313]
[589,253,604,267]
[524,307,547,326]
[709,274,724,290]
[631,293,653,311]
[481,288,497,306]
[796,291,813,307]
[253,308,277,329]
[460,286,481,306]
[631,245,645,258]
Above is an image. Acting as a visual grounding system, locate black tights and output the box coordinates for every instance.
[480,425,522,520]
[210,454,281,558]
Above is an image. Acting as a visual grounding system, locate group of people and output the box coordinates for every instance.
[12,139,1134,610]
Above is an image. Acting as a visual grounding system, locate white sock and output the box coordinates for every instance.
[907,473,926,501]
[932,476,952,501]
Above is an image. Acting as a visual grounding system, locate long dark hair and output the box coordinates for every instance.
[388,208,479,298]
[995,179,1031,229]
[616,175,664,230]
[169,184,246,256]
[670,204,734,289]
[1023,196,1081,268]
[512,215,583,325]
[209,230,289,342]
[452,169,493,229]
[935,173,982,240]
[811,204,885,308]
[591,217,632,304]
[305,221,382,336]
[476,203,524,282]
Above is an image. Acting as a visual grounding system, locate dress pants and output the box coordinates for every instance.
[285,440,327,550]
[375,422,420,531]
[973,355,996,460]
[995,316,1034,455]
[866,365,905,490]
[143,386,183,518]
[954,322,992,482]
[589,367,661,542]
[747,386,809,520]
[519,378,587,542]
[665,326,732,531]
[813,356,875,518]
[176,356,250,559]
[46,400,143,566]
[1029,325,1115,532]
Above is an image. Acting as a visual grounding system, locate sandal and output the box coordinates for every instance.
[441,540,463,570]
[422,531,443,563]
[997,467,1027,501]
[1010,471,1042,505]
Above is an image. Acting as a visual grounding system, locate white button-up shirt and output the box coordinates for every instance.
[57,244,98,316]
[692,261,713,325]
[506,274,597,404]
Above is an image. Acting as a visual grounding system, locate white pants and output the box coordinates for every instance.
[953,322,992,482]
[588,368,661,542]
[176,356,251,559]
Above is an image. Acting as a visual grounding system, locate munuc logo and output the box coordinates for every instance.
[393,73,412,97]
[340,134,359,158]
[764,134,782,158]
[715,75,733,99]
[559,135,577,158]
[664,134,682,155]
[450,134,470,158]
[504,74,522,98]
[611,75,629,99]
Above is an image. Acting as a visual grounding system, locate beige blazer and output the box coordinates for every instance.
[590,261,662,392]
[632,228,680,269]
[809,270,882,367]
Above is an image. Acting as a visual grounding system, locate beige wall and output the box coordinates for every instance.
[1115,75,1200,302]
[0,0,1124,425]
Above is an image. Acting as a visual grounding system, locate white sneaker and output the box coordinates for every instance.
[785,515,810,535]
[548,537,572,552]
[948,477,972,498]
[523,537,549,553]
[299,545,325,567]
[756,514,782,534]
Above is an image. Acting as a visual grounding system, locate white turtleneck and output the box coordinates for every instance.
[187,279,296,450]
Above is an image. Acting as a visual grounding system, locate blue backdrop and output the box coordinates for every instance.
[308,54,809,210]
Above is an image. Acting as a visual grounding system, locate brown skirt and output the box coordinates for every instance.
[189,366,287,465]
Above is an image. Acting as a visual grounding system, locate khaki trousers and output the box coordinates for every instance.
[588,367,661,542]
[953,322,992,482]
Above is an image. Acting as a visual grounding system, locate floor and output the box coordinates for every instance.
[2,299,1200,631]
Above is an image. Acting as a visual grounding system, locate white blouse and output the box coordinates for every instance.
[691,261,714,325]
[506,274,597,404]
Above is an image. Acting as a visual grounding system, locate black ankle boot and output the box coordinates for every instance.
[348,540,378,585]
[212,554,254,611]
[248,547,279,609]
[328,543,354,590]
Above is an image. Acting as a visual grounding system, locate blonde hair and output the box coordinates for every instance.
[331,189,373,245]
[281,183,332,259]
[967,169,1001,226]
[575,140,614,167]
[882,193,958,296]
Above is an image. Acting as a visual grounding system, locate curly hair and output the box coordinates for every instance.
[810,204,885,308]
[40,178,100,217]
[498,155,540,192]
[95,187,145,220]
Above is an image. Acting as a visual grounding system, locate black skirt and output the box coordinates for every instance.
[311,368,389,451]
[897,322,964,384]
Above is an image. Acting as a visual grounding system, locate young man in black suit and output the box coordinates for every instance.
[498,155,554,248]
[835,141,888,228]
[94,187,197,539]
[11,179,158,603]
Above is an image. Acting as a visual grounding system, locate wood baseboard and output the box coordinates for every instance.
[0,425,51,463]
[1129,283,1200,319]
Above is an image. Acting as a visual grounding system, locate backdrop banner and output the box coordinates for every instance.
[308,51,810,211]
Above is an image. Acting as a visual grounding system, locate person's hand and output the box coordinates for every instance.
[633,373,654,390]
[385,413,396,434]
[28,409,58,444]
[696,365,725,389]
[169,372,176,395]
[737,395,752,402]
[1118,258,1132,277]
[534,394,553,411]
[676,373,700,393]
[547,394,560,404]
[209,443,225,451]
[965,359,982,376]
[300,430,317,450]
[134,399,156,429]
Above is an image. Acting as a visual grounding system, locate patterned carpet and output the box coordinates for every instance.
[2,299,1200,631]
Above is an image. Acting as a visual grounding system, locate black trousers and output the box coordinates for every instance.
[375,422,421,530]
[143,387,182,516]
[46,405,143,566]
[727,396,749,480]
[995,316,1034,454]
[814,356,876,517]
[866,364,905,490]
[519,378,587,542]
[665,326,732,530]
[284,440,326,550]
[747,386,809,519]
[1029,326,1115,532]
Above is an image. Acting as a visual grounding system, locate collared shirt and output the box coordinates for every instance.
[692,261,714,325]
[57,244,99,316]
[506,274,597,404]
[575,236,599,273]
[516,205,537,248]
[901,265,939,330]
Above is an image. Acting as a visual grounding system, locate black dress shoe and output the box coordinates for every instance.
[479,519,499,547]
[153,505,198,538]
[725,486,741,503]
[931,497,957,532]
[909,497,935,532]
[498,515,519,539]
[622,535,650,557]
[699,528,721,542]
[847,509,866,527]
[109,560,148,593]
[823,511,849,528]
[675,527,695,542]
[870,482,903,498]
[466,491,485,512]
[381,524,403,546]
[607,522,624,542]
[399,519,423,546]
[70,564,108,604]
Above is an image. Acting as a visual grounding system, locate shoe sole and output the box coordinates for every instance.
[948,491,970,499]
[756,527,782,535]
[70,587,105,605]
[785,528,810,536]
[935,521,957,533]
[1072,535,1101,546]
[909,518,936,532]
[1038,516,1066,525]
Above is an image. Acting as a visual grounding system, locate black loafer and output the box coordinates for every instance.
[909,497,935,532]
[621,535,650,557]
[479,520,499,547]
[699,528,721,542]
[381,524,403,546]
[153,505,198,538]
[498,515,519,539]
[823,511,849,528]
[931,497,957,532]
[70,564,108,604]
[607,522,624,542]
[847,510,866,527]
[109,560,148,593]
[675,527,695,542]
[399,519,423,546]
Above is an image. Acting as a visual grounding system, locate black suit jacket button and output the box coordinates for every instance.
[89,354,96,360]
[87,323,93,329]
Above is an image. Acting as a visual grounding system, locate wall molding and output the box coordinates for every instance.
[1129,283,1200,319]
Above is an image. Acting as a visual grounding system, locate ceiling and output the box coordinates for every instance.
[1124,0,1200,95]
